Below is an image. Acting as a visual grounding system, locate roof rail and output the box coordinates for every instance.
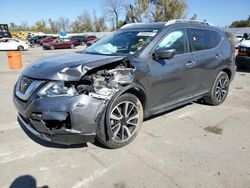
[120,22,145,29]
[165,19,211,26]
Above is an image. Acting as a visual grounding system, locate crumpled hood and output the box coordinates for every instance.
[239,40,250,47]
[22,52,125,81]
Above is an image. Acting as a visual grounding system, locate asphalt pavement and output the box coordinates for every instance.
[0,47,250,188]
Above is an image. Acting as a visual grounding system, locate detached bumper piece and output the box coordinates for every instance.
[18,114,96,145]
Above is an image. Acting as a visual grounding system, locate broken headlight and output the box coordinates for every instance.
[38,82,76,97]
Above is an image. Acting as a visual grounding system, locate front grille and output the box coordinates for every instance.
[15,76,44,101]
[19,77,33,94]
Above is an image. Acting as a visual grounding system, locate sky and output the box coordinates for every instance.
[0,0,249,27]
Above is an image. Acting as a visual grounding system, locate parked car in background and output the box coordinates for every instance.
[28,35,47,45]
[236,35,250,69]
[13,20,236,149]
[43,38,79,50]
[71,35,87,45]
[86,35,98,46]
[0,38,29,51]
[38,36,58,45]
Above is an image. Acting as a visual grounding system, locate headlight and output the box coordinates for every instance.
[38,82,76,97]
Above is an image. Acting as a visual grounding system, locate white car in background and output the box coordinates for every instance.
[0,38,29,51]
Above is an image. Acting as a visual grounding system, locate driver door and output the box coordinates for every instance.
[148,29,197,110]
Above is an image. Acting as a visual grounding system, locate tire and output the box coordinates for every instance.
[96,93,143,149]
[17,46,24,51]
[50,45,55,50]
[70,44,75,49]
[204,71,230,106]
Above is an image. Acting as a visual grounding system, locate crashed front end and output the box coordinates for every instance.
[13,60,135,145]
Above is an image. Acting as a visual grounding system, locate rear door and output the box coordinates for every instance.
[148,28,197,109]
[187,28,223,94]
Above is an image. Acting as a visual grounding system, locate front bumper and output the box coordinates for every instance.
[13,88,106,145]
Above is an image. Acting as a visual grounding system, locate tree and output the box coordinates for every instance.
[30,20,49,33]
[9,23,19,31]
[48,18,60,34]
[104,0,125,30]
[230,15,250,28]
[71,11,93,33]
[126,0,187,23]
[93,10,107,32]
[58,16,70,31]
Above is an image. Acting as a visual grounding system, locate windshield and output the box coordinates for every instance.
[84,30,158,55]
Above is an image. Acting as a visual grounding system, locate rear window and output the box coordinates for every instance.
[189,29,214,51]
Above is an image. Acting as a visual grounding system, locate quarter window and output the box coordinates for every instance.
[211,31,222,47]
[156,30,188,55]
[189,29,214,51]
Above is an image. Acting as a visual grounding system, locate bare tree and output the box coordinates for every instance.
[48,18,60,33]
[58,16,70,31]
[71,11,93,33]
[104,0,125,30]
[93,10,107,32]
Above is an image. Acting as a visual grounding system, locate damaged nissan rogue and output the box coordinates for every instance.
[13,20,236,148]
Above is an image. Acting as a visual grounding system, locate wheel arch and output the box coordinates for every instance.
[221,68,232,80]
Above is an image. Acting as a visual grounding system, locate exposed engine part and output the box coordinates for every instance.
[75,65,135,99]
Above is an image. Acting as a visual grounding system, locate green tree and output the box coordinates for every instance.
[230,16,250,28]
[125,0,187,23]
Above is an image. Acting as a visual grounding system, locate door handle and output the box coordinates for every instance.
[186,61,196,68]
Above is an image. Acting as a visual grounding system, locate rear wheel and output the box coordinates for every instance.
[17,46,24,51]
[96,93,143,149]
[204,71,230,105]
[70,44,75,49]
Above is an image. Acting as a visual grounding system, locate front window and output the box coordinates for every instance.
[84,30,158,55]
[155,29,188,55]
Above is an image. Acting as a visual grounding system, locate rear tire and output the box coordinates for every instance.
[96,93,143,149]
[70,44,75,49]
[204,71,230,106]
[17,46,24,51]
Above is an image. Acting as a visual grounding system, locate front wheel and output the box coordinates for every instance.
[204,71,230,106]
[96,93,143,149]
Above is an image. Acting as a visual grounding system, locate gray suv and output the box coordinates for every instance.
[13,20,236,148]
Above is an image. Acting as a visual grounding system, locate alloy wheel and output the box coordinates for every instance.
[109,101,139,142]
[215,76,229,102]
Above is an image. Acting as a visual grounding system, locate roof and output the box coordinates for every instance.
[120,20,214,30]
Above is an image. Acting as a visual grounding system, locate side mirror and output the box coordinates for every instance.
[153,48,176,60]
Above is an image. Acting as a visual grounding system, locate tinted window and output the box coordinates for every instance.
[189,29,213,51]
[156,29,188,55]
[211,31,222,47]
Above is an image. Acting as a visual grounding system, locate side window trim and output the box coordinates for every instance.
[151,28,190,55]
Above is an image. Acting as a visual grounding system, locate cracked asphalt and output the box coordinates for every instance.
[0,47,250,188]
